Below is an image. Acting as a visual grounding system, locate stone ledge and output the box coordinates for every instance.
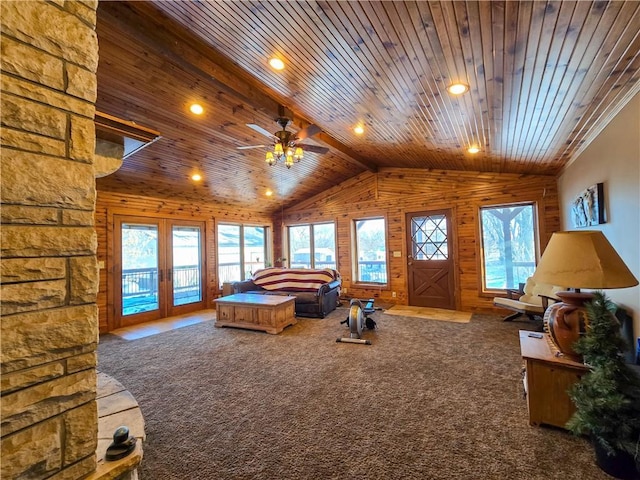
[86,372,144,480]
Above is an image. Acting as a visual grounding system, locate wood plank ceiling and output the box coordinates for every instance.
[95,1,640,215]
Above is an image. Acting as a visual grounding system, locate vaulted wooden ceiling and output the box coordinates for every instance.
[95,1,640,215]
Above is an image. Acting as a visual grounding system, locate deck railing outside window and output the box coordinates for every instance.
[357,260,387,283]
[122,265,201,314]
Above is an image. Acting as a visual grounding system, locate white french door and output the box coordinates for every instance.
[114,215,206,328]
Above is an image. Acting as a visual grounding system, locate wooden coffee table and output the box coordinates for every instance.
[214,293,297,334]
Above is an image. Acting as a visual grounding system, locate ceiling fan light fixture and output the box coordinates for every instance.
[285,147,295,164]
[447,83,469,95]
[241,113,324,169]
[265,151,276,166]
[269,58,285,70]
[284,154,295,169]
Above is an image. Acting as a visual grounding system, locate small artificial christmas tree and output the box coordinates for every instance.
[566,291,640,479]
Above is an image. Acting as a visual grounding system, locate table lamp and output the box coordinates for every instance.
[532,231,638,361]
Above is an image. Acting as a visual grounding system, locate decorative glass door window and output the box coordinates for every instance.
[410,214,448,260]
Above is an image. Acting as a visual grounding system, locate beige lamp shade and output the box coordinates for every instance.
[533,231,638,289]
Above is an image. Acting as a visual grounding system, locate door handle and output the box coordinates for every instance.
[159,269,163,282]
[167,268,172,281]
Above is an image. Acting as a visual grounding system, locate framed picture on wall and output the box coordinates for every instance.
[571,182,605,228]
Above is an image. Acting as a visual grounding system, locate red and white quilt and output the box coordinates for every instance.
[252,268,340,292]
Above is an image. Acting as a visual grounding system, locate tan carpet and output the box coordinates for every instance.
[384,305,472,323]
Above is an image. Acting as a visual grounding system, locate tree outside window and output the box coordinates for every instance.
[480,204,537,290]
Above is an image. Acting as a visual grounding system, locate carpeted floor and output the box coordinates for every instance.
[97,308,609,480]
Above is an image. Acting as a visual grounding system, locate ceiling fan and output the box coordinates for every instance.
[237,113,329,168]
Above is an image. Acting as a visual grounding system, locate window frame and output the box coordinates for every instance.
[351,215,389,286]
[478,201,540,295]
[286,221,337,270]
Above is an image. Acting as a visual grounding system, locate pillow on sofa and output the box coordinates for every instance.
[252,268,339,292]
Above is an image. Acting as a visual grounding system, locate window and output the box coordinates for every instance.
[480,203,537,291]
[411,214,448,260]
[287,222,336,269]
[354,217,387,284]
[217,224,267,286]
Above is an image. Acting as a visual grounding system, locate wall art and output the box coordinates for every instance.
[571,182,604,228]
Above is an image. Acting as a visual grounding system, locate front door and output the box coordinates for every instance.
[114,216,207,328]
[406,209,456,309]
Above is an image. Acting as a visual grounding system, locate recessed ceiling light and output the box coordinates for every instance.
[189,104,204,115]
[191,173,202,181]
[269,58,285,70]
[447,83,469,95]
[265,190,273,197]
[467,146,481,154]
[354,125,365,135]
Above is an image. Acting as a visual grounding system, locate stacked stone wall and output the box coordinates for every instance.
[1,1,100,479]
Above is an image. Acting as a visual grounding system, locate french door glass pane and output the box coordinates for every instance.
[121,223,159,316]
[481,204,536,290]
[218,224,241,284]
[244,226,265,276]
[289,225,311,268]
[355,218,388,283]
[172,226,202,306]
[313,223,336,269]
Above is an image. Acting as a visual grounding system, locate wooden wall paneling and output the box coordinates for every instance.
[283,168,560,313]
[95,202,109,332]
[206,218,216,307]
[96,190,273,332]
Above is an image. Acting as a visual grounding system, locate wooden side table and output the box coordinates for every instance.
[519,330,589,429]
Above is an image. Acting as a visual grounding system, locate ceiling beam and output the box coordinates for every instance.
[98,1,377,172]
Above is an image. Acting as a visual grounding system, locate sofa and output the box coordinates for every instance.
[231,267,341,318]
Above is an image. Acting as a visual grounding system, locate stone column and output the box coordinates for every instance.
[1,1,100,479]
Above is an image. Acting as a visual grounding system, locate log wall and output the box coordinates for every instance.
[98,167,559,331]
[96,191,273,332]
[280,168,560,313]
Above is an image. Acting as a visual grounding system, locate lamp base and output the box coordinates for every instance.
[543,291,592,361]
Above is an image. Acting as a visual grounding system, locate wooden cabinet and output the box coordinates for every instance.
[519,330,589,429]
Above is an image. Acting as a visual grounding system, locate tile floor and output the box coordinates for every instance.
[109,309,216,340]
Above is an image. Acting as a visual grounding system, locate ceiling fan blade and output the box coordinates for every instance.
[296,124,321,140]
[236,144,268,150]
[298,144,329,154]
[246,123,277,140]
